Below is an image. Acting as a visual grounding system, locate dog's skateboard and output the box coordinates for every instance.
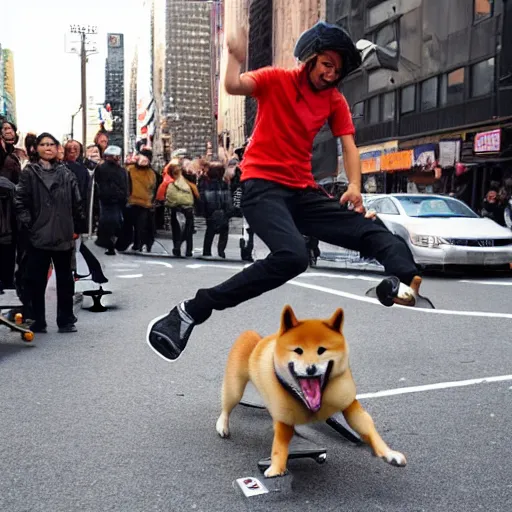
[0,289,34,343]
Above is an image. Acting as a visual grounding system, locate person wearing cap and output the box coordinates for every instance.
[94,146,129,255]
[147,22,427,362]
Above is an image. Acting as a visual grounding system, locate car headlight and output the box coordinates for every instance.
[410,234,447,248]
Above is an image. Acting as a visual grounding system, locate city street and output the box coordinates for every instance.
[1,239,511,512]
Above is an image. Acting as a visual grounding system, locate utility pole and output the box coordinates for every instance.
[68,24,98,145]
[81,32,87,146]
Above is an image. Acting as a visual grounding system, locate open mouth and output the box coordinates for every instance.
[288,361,333,412]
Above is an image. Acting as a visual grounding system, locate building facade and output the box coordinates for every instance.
[326,0,511,207]
[162,0,215,159]
[1,48,17,124]
[104,33,125,152]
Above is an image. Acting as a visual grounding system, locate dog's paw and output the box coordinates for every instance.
[382,450,407,467]
[216,413,230,438]
[264,465,288,478]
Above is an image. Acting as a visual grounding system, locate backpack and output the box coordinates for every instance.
[0,177,15,245]
[165,178,194,208]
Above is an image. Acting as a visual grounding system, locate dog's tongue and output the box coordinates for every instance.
[298,378,322,411]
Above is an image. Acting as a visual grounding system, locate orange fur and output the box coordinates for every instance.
[216,305,407,477]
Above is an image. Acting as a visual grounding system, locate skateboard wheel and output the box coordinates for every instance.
[316,454,327,464]
[22,332,34,342]
[15,313,23,325]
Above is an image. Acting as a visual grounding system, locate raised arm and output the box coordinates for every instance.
[224,27,256,96]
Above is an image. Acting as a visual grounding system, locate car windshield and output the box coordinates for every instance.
[395,196,479,218]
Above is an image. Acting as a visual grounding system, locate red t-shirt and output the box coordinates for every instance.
[240,66,355,189]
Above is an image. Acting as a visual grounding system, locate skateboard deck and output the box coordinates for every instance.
[365,285,435,309]
[0,290,34,342]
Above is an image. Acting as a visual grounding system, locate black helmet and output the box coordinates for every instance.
[294,21,362,82]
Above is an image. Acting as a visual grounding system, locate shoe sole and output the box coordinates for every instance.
[146,313,185,363]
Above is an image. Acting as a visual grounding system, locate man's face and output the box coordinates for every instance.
[86,146,101,162]
[308,51,343,91]
[65,141,81,162]
[1,123,16,143]
[97,134,109,150]
[37,137,58,161]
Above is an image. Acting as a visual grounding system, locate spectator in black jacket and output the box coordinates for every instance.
[94,145,129,255]
[15,132,85,334]
[199,161,232,259]
[0,176,17,289]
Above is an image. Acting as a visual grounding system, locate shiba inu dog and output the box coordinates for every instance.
[216,305,406,477]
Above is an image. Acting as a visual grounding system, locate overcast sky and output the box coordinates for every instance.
[3,0,143,141]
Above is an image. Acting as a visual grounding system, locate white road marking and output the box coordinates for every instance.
[300,272,380,282]
[114,268,139,272]
[458,279,512,286]
[110,263,140,268]
[186,263,249,270]
[289,280,512,319]
[357,374,512,400]
[117,274,143,279]
[142,261,174,269]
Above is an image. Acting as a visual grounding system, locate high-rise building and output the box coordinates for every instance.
[163,0,215,158]
[104,33,125,152]
[1,48,17,124]
[127,47,139,153]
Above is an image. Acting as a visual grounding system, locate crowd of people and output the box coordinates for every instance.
[0,118,254,333]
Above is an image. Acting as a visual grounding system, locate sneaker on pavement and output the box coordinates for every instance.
[59,324,78,333]
[147,301,195,361]
[376,275,422,307]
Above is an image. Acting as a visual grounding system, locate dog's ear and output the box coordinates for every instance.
[327,308,344,332]
[280,305,299,333]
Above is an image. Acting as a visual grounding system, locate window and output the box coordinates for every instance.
[371,198,399,215]
[352,101,364,127]
[474,0,493,23]
[401,85,416,114]
[369,96,380,124]
[367,0,397,28]
[382,92,395,121]
[420,77,438,111]
[471,58,495,97]
[441,68,465,105]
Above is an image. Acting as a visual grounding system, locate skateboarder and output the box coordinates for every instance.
[147,22,429,361]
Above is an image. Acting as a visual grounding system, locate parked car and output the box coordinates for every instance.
[363,193,512,268]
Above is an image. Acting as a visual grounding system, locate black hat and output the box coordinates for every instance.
[36,132,60,147]
[139,147,153,162]
[294,21,362,81]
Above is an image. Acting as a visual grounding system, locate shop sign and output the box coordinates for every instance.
[360,150,381,174]
[380,150,413,171]
[474,129,501,153]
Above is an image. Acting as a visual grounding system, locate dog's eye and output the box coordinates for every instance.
[317,347,327,355]
[293,348,303,355]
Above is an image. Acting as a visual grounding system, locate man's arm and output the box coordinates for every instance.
[224,27,256,96]
[339,134,364,213]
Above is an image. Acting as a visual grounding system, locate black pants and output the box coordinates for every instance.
[203,218,229,257]
[0,243,16,289]
[26,247,75,327]
[132,206,152,250]
[171,207,194,256]
[186,179,418,324]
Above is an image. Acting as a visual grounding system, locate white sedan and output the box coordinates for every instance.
[364,194,512,268]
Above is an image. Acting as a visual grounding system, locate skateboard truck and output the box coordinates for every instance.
[240,393,361,475]
[82,286,112,313]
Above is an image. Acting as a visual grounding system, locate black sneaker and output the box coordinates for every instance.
[146,302,195,361]
[29,322,48,333]
[59,324,77,333]
[375,276,421,307]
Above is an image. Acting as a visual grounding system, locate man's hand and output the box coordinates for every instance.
[340,184,364,213]
[226,27,247,64]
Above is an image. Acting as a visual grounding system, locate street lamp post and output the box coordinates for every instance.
[69,24,98,145]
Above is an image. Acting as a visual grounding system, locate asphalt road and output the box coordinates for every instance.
[1,237,511,512]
